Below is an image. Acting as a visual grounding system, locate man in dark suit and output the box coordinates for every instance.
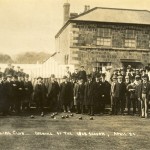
[34,77,47,115]
[100,73,111,114]
[47,74,60,112]
[76,77,85,114]
[78,66,87,82]
[23,74,33,112]
[59,76,73,113]
[114,75,126,115]
[92,74,101,114]
[11,75,19,114]
[3,75,13,115]
[84,74,94,115]
[137,75,150,118]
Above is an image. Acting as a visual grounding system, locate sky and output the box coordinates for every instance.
[0,0,150,55]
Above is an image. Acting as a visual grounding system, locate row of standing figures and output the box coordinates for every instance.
[0,73,150,119]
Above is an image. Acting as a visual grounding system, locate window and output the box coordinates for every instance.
[125,39,136,48]
[97,37,111,46]
[125,30,136,48]
[125,30,135,39]
[97,28,111,37]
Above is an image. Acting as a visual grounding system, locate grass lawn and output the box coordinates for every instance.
[0,113,149,150]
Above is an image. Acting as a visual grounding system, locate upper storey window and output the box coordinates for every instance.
[124,30,136,48]
[97,28,111,46]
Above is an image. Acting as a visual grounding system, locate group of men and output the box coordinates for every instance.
[0,64,150,119]
[0,64,33,115]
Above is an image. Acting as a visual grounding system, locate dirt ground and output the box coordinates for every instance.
[0,113,149,150]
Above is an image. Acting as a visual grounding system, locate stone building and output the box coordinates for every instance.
[53,3,150,72]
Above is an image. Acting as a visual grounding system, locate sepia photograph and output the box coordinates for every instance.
[0,0,150,149]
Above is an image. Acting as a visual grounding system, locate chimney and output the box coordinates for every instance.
[84,5,90,12]
[63,2,70,24]
[87,5,90,10]
[70,13,78,19]
[84,5,88,12]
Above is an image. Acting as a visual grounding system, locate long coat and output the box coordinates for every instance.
[100,81,111,104]
[114,82,126,99]
[77,83,85,105]
[84,81,94,106]
[59,82,73,105]
[3,80,13,110]
[24,81,33,102]
[92,81,102,105]
[47,81,60,99]
[34,83,47,102]
[73,82,79,106]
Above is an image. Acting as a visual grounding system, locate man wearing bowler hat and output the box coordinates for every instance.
[114,75,126,115]
[34,77,47,115]
[60,76,73,113]
[100,73,111,114]
[22,74,33,112]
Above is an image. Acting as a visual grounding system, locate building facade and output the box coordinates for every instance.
[54,5,150,72]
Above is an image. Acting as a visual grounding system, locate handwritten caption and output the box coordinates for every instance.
[0,131,136,137]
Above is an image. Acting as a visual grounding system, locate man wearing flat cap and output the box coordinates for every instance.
[137,75,150,118]
[47,74,60,112]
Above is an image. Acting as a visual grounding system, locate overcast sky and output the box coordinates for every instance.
[0,0,150,55]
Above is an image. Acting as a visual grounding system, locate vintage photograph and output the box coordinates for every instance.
[0,0,150,149]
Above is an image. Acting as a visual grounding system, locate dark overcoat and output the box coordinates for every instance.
[24,81,33,102]
[34,83,47,102]
[84,81,94,106]
[59,82,73,105]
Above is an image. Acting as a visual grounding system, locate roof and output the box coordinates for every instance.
[72,7,150,25]
[55,7,150,38]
